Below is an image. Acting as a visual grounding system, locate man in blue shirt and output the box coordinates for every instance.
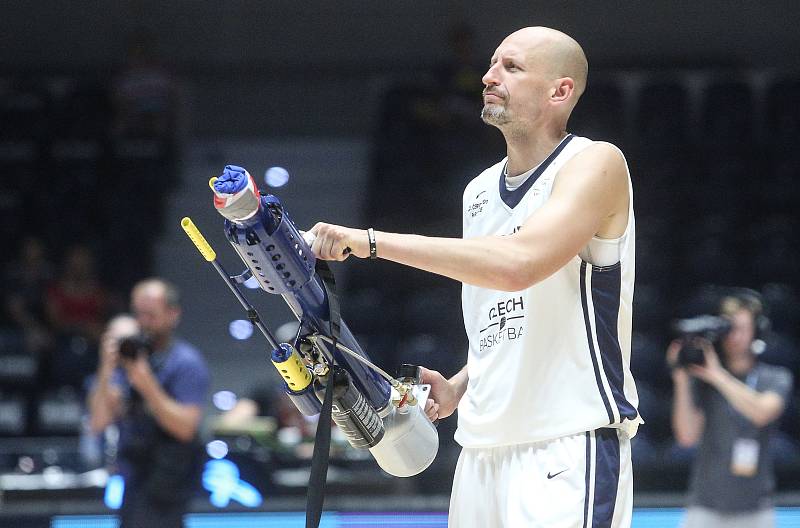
[88,278,210,528]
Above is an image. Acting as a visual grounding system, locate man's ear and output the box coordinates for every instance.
[551,78,575,102]
[169,306,182,328]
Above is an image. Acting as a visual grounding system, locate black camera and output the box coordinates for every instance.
[671,315,732,367]
[118,335,155,360]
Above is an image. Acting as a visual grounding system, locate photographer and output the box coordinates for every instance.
[668,291,793,528]
[88,278,210,528]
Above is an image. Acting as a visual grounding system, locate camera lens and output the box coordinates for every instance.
[118,338,138,359]
[118,336,152,359]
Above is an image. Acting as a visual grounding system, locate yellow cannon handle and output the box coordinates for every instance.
[181,217,217,262]
[272,346,313,391]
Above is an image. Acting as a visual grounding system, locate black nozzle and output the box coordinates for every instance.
[396,363,422,384]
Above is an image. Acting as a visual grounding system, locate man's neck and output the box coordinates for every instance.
[727,354,755,376]
[503,125,568,177]
[152,333,173,354]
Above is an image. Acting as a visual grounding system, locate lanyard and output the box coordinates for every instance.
[728,365,760,435]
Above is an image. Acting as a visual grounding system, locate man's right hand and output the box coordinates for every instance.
[98,331,120,374]
[419,366,462,422]
[308,222,370,260]
[666,339,689,384]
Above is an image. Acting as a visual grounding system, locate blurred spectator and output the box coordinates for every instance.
[3,236,54,355]
[111,29,179,141]
[45,244,109,343]
[216,383,314,441]
[103,29,181,295]
[87,278,209,528]
[668,290,793,528]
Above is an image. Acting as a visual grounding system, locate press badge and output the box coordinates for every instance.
[731,438,759,477]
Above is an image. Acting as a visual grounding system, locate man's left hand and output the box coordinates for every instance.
[688,338,727,386]
[123,354,157,395]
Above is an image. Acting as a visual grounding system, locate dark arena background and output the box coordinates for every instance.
[1,2,800,527]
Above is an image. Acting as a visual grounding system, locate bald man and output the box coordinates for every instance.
[88,278,210,528]
[310,27,641,527]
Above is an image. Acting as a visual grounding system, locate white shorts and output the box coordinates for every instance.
[449,428,633,528]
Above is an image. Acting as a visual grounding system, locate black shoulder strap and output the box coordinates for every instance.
[305,260,342,528]
[305,373,334,528]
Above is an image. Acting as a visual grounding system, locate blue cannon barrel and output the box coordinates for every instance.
[223,194,391,411]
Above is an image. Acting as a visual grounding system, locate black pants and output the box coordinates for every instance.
[119,484,187,528]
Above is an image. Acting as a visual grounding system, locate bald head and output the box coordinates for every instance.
[131,277,180,308]
[481,26,589,133]
[131,277,181,341]
[504,26,588,99]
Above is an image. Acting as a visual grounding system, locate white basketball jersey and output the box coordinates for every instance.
[455,134,642,448]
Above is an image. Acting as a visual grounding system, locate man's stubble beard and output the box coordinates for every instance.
[481,104,528,140]
[480,103,509,126]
